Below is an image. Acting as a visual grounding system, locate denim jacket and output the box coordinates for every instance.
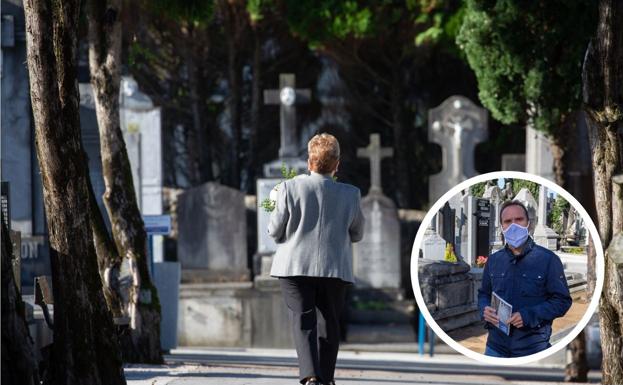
[478,237,572,357]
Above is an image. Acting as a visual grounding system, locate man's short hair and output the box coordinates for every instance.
[499,200,530,222]
[308,133,340,174]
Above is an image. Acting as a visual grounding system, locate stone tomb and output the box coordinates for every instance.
[177,182,249,282]
[418,260,479,331]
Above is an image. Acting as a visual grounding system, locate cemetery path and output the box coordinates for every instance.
[123,347,601,384]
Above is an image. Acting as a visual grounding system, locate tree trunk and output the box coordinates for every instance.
[86,169,125,320]
[391,64,410,208]
[221,0,245,189]
[582,1,623,384]
[248,26,262,192]
[184,25,211,185]
[24,0,126,383]
[1,215,39,385]
[87,0,163,364]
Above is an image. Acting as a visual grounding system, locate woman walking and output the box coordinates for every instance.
[268,133,365,385]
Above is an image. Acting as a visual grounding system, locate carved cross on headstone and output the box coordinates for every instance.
[428,96,488,202]
[357,134,393,195]
[264,74,311,159]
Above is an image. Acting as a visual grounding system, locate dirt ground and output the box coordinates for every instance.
[447,291,589,354]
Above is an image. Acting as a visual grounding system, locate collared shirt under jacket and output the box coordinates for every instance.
[268,172,365,283]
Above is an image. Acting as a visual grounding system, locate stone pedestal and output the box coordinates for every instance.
[177,281,292,348]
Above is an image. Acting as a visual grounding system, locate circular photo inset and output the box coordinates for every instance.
[410,171,604,365]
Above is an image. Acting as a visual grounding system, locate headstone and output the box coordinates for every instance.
[356,134,393,195]
[513,188,538,233]
[438,202,455,246]
[256,74,311,278]
[526,125,555,181]
[262,73,310,177]
[533,185,559,250]
[447,192,464,258]
[353,196,401,288]
[428,96,488,202]
[483,184,503,248]
[421,224,446,261]
[177,182,249,282]
[460,194,477,265]
[501,154,526,171]
[474,198,491,260]
[353,134,400,288]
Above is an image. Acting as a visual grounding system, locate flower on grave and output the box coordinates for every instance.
[444,243,458,263]
[476,255,488,268]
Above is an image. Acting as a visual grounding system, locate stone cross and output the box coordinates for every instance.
[357,134,393,195]
[428,96,488,202]
[264,74,311,159]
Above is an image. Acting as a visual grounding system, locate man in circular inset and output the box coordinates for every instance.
[479,200,572,357]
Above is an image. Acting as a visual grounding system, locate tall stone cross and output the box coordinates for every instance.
[264,74,311,159]
[428,95,488,202]
[357,133,393,195]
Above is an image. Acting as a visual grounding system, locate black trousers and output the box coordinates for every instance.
[279,276,348,384]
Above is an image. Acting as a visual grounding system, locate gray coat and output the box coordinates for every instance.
[268,172,365,283]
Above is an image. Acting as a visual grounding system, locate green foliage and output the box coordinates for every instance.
[260,163,300,213]
[247,0,274,25]
[549,195,570,234]
[457,0,597,135]
[280,164,298,179]
[149,0,215,26]
[470,182,488,197]
[562,246,585,255]
[284,0,463,51]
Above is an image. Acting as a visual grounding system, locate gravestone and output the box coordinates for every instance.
[261,73,310,177]
[353,134,400,288]
[459,194,477,265]
[120,76,165,262]
[428,96,488,203]
[474,198,491,259]
[256,74,311,278]
[526,126,555,182]
[513,188,538,233]
[177,182,249,282]
[439,202,455,246]
[421,224,446,261]
[533,185,559,250]
[483,184,503,249]
[501,154,526,171]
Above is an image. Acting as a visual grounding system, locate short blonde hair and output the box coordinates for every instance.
[308,133,340,174]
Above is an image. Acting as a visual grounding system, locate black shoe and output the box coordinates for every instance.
[304,380,320,385]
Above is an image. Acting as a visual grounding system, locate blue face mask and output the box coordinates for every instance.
[503,223,529,248]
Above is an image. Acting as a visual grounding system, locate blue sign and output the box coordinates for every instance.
[143,215,171,235]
